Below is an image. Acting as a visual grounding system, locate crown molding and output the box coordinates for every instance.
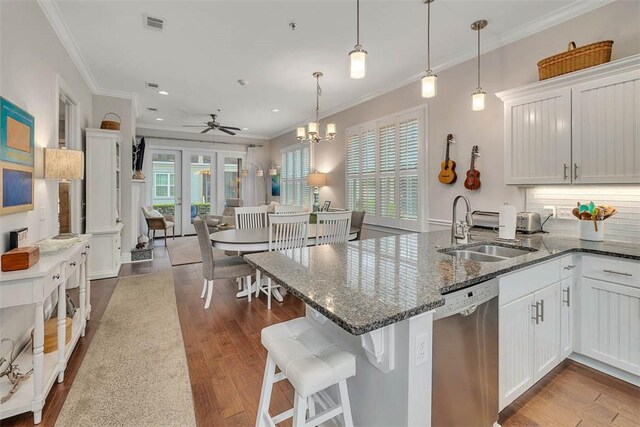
[135,123,270,141]
[38,0,142,116]
[268,0,614,140]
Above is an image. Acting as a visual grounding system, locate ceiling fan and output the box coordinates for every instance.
[182,109,241,135]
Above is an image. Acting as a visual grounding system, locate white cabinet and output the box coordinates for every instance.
[86,129,123,279]
[572,70,640,184]
[503,89,572,185]
[580,256,640,375]
[499,293,535,410]
[497,55,640,185]
[560,277,574,359]
[533,282,561,380]
[498,261,562,410]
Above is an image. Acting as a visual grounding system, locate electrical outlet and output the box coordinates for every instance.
[543,206,556,218]
[415,333,429,366]
[557,206,575,220]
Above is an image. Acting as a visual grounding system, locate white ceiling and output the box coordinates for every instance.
[52,0,608,139]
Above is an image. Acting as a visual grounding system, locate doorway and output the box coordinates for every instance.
[150,150,183,235]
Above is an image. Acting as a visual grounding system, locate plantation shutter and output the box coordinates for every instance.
[302,146,310,207]
[399,119,419,171]
[399,176,418,220]
[379,124,396,172]
[346,132,361,210]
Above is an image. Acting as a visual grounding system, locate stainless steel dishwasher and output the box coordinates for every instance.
[432,279,499,427]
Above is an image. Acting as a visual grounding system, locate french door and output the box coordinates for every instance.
[182,152,214,235]
[150,150,183,235]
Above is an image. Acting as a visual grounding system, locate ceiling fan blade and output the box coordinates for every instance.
[201,128,212,134]
[182,125,205,127]
[220,126,241,131]
[218,128,236,136]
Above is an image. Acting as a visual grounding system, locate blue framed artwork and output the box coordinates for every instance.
[0,97,35,215]
[271,174,280,197]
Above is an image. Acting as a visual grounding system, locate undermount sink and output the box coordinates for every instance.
[439,244,537,262]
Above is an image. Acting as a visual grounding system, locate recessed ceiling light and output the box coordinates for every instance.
[158,90,169,95]
[155,117,164,121]
[242,127,249,131]
[271,108,280,113]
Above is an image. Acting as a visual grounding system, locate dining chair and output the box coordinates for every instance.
[235,205,268,229]
[193,219,253,309]
[350,210,366,240]
[274,205,303,214]
[256,213,310,309]
[316,211,352,246]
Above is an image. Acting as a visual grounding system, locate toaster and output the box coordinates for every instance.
[516,212,542,233]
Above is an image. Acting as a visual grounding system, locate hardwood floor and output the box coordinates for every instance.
[500,360,640,427]
[3,240,638,426]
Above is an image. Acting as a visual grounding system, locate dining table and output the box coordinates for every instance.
[210,224,358,299]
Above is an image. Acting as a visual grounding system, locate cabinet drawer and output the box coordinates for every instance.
[581,256,639,288]
[64,251,83,279]
[500,259,560,306]
[560,256,576,279]
[43,265,63,297]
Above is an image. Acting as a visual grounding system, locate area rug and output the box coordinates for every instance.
[55,272,196,427]
[166,235,229,266]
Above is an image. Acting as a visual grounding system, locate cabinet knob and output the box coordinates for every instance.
[70,262,77,267]
[573,163,578,180]
[564,265,575,270]
[53,273,60,280]
[81,252,87,256]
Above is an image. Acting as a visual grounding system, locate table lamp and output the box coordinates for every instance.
[307,172,326,212]
[44,148,85,238]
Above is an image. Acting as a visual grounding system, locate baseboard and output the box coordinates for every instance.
[568,353,640,386]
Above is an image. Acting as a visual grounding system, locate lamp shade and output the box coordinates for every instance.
[307,172,327,187]
[44,148,84,180]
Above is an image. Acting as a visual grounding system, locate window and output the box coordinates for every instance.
[346,108,422,229]
[281,143,311,207]
[154,172,175,198]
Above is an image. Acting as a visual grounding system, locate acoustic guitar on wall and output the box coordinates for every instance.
[464,145,481,190]
[438,134,457,184]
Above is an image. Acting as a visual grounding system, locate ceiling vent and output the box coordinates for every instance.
[147,107,158,112]
[145,82,159,89]
[144,15,165,31]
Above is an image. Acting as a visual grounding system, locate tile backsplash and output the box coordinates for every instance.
[526,186,640,243]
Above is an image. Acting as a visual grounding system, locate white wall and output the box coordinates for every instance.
[92,95,135,255]
[269,0,640,228]
[0,0,93,359]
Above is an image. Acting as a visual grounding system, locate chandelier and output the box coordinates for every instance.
[296,72,336,143]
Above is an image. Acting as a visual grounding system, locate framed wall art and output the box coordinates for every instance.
[1,97,35,215]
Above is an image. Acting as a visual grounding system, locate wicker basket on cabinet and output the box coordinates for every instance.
[537,40,613,80]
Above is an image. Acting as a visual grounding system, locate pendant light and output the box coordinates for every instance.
[421,0,437,98]
[471,19,487,111]
[296,72,336,143]
[349,0,367,79]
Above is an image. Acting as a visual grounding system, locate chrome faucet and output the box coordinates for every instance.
[451,195,473,244]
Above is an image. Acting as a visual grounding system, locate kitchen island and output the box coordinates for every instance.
[244,229,640,426]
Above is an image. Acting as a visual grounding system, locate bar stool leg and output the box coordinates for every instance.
[256,354,276,427]
[338,380,354,427]
[201,278,207,299]
[292,393,307,427]
[267,278,272,310]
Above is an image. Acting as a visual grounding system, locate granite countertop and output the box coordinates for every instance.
[244,230,640,335]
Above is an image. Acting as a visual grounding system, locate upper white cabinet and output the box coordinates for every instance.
[497,55,640,185]
[572,70,640,183]
[503,89,572,184]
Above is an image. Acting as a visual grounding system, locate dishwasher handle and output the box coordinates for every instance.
[460,305,478,317]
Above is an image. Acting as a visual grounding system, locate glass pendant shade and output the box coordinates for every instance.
[255,169,264,177]
[308,122,318,135]
[349,48,367,79]
[472,90,486,111]
[296,127,306,139]
[421,73,437,98]
[326,123,336,136]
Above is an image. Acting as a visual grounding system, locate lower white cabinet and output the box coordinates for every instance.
[580,277,640,375]
[499,280,561,410]
[88,223,123,279]
[560,277,574,359]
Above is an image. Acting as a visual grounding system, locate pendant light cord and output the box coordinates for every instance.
[427,1,431,71]
[477,26,481,88]
[316,74,321,123]
[356,0,360,46]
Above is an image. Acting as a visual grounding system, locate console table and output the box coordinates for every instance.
[0,235,92,424]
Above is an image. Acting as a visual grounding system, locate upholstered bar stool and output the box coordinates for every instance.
[256,317,356,427]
